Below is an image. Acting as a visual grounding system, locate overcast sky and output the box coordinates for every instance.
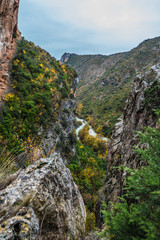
[19,0,160,59]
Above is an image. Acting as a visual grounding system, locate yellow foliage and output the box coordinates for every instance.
[85,208,95,234]
[76,103,83,115]
[12,59,20,66]
[79,124,107,155]
[20,62,25,68]
[4,93,14,101]
[23,50,26,54]
[51,69,56,74]
[37,73,44,81]
[83,157,97,182]
[96,125,102,133]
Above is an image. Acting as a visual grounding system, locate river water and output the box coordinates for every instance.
[76,117,109,142]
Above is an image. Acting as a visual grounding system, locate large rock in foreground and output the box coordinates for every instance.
[0,154,86,239]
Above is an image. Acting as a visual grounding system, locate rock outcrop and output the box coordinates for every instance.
[0,0,20,99]
[60,53,76,64]
[0,154,86,239]
[20,99,77,168]
[96,63,160,225]
[85,232,101,240]
[39,99,75,160]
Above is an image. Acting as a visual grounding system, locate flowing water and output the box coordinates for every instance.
[76,117,109,142]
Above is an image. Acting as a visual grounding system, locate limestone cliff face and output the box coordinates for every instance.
[0,0,20,99]
[96,63,160,225]
[0,155,86,239]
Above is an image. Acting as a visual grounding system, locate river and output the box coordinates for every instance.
[76,117,109,142]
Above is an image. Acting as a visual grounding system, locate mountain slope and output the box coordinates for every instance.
[0,38,77,163]
[61,37,160,136]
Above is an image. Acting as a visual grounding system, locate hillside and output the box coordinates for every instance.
[61,37,160,136]
[0,38,77,164]
[0,37,88,239]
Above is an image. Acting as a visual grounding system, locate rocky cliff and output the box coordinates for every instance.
[0,0,20,99]
[96,63,160,225]
[0,154,86,240]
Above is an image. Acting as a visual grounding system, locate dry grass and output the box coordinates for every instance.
[0,147,19,190]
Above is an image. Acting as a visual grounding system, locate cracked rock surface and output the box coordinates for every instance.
[0,153,86,240]
[96,64,160,226]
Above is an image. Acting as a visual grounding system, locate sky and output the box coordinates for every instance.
[19,0,160,60]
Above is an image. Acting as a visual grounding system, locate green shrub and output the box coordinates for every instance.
[99,110,160,240]
[0,38,77,157]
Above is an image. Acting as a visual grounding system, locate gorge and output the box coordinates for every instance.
[0,1,160,240]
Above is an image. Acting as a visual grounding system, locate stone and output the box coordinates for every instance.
[2,73,9,80]
[0,0,21,99]
[85,232,101,240]
[0,153,86,240]
[96,64,160,226]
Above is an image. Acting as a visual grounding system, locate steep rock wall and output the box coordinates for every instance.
[0,0,20,99]
[96,63,160,225]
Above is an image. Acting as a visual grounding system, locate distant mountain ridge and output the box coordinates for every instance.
[61,36,160,136]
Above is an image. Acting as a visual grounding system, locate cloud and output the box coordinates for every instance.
[19,0,160,58]
[30,0,160,29]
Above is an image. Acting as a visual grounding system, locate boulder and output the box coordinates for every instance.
[0,153,86,239]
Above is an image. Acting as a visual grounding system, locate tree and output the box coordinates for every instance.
[100,110,160,240]
[76,103,83,116]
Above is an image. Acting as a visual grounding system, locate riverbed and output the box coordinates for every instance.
[76,117,109,142]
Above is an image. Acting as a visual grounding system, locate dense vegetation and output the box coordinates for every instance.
[0,39,77,162]
[68,141,106,233]
[78,124,108,156]
[65,37,160,136]
[99,111,160,240]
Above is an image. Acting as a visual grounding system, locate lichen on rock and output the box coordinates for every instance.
[0,153,86,240]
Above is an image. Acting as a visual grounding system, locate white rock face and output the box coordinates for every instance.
[0,153,86,240]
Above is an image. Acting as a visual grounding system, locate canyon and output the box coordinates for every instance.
[0,0,160,239]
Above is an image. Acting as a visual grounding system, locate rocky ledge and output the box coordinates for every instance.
[0,154,86,240]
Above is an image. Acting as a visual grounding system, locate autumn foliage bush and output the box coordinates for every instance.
[0,38,77,164]
[78,124,108,156]
[68,141,106,233]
